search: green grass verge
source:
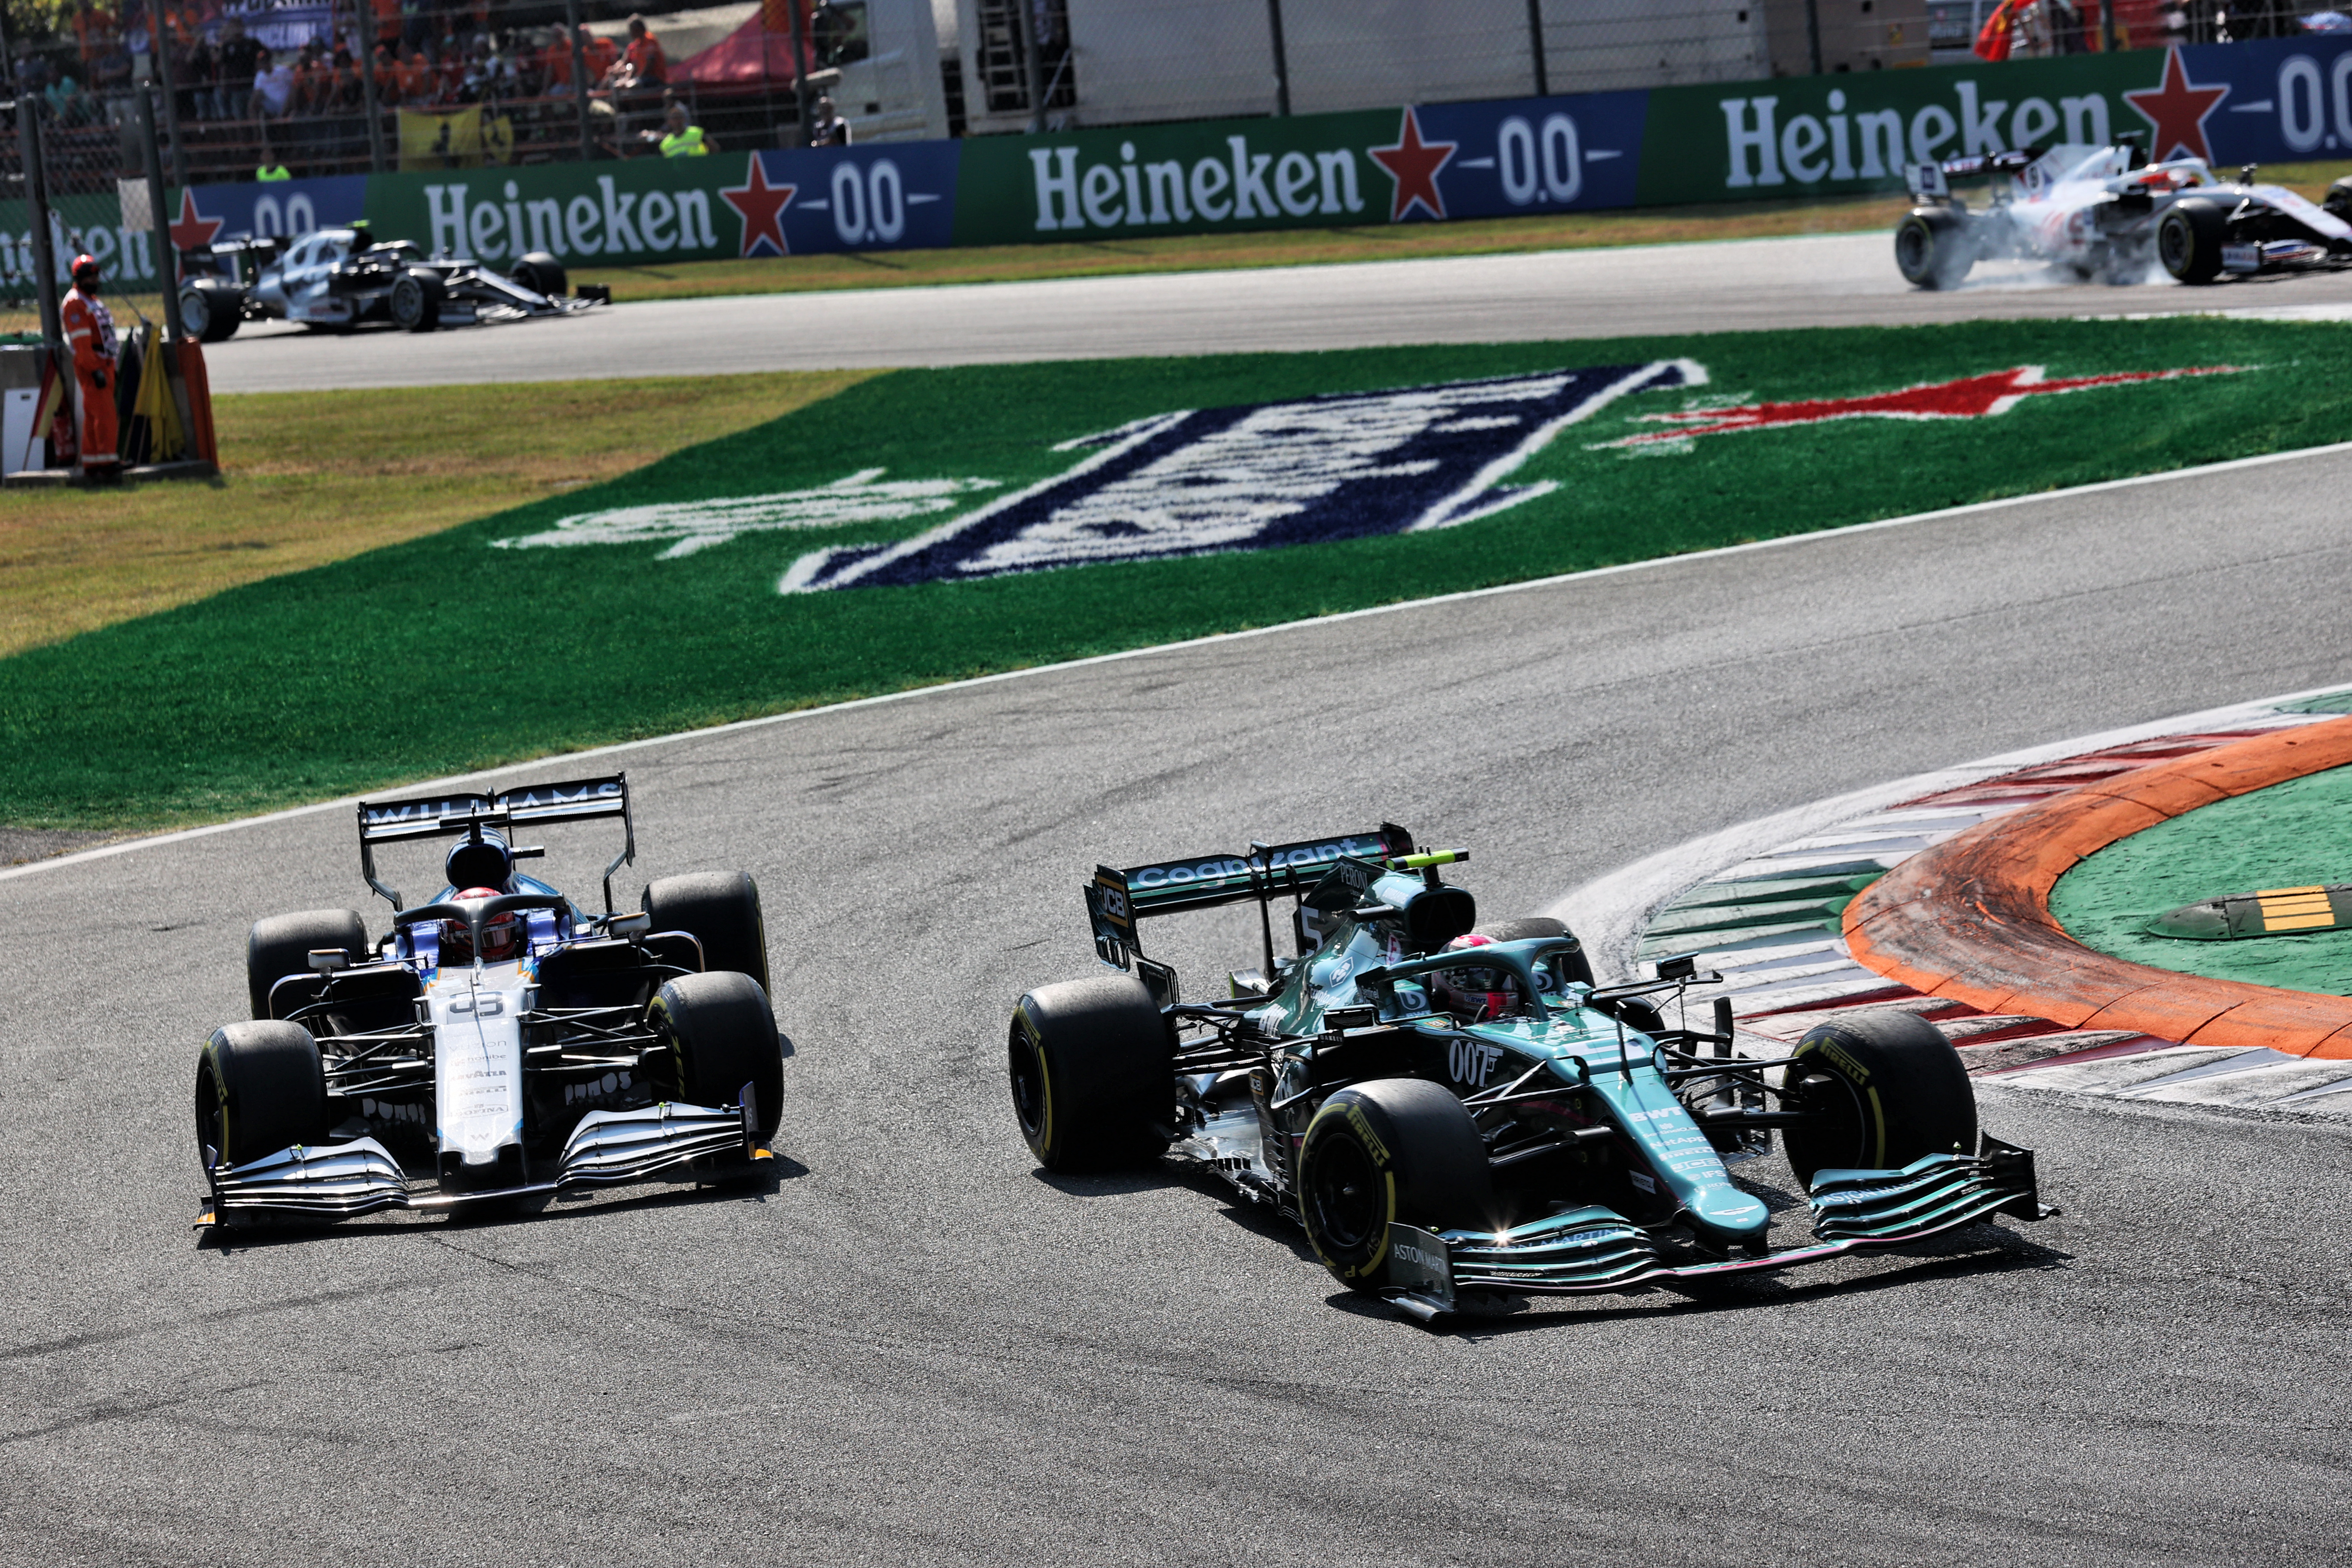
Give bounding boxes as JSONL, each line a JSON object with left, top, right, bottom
{"left": 7, "top": 315, "right": 2350, "bottom": 830}
{"left": 2050, "top": 762, "right": 2352, "bottom": 995}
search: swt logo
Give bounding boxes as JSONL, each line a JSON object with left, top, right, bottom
{"left": 781, "top": 361, "right": 1699, "bottom": 591}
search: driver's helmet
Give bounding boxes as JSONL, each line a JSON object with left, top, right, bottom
{"left": 440, "top": 886, "right": 521, "bottom": 965}
{"left": 1431, "top": 933, "right": 1524, "bottom": 1024}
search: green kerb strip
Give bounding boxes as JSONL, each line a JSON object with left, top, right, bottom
{"left": 6, "top": 316, "right": 2352, "bottom": 832}
{"left": 2049, "top": 763, "right": 2352, "bottom": 996}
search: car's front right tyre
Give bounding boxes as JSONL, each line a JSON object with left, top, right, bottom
{"left": 196, "top": 1020, "right": 329, "bottom": 1170}
{"left": 1298, "top": 1078, "right": 1494, "bottom": 1292}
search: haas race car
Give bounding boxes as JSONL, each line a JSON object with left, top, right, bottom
{"left": 177, "top": 220, "right": 608, "bottom": 341}
{"left": 1009, "top": 826, "right": 2049, "bottom": 1322}
{"left": 195, "top": 773, "right": 781, "bottom": 1231}
{"left": 1895, "top": 137, "right": 2352, "bottom": 289}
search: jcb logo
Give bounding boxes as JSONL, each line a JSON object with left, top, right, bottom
{"left": 1096, "top": 884, "right": 1130, "bottom": 921}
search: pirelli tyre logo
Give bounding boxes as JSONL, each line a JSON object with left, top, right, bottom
{"left": 779, "top": 361, "right": 1700, "bottom": 591}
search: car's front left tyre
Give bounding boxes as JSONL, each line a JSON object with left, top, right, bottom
{"left": 1298, "top": 1078, "right": 1494, "bottom": 1292}
{"left": 648, "top": 970, "right": 784, "bottom": 1139}
{"left": 196, "top": 1020, "right": 329, "bottom": 1169}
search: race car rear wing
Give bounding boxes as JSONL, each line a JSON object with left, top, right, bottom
{"left": 1087, "top": 823, "right": 1445, "bottom": 984}
{"left": 355, "top": 773, "right": 635, "bottom": 913}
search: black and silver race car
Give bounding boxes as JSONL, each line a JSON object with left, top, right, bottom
{"left": 177, "top": 221, "right": 608, "bottom": 341}
{"left": 1896, "top": 138, "right": 2352, "bottom": 288}
{"left": 195, "top": 772, "right": 780, "bottom": 1230}
{"left": 1009, "top": 826, "right": 2047, "bottom": 1321}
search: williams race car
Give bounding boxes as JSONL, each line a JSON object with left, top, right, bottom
{"left": 1895, "top": 138, "right": 2352, "bottom": 288}
{"left": 177, "top": 221, "right": 609, "bottom": 342}
{"left": 195, "top": 773, "right": 781, "bottom": 1230}
{"left": 1009, "top": 826, "right": 2049, "bottom": 1321}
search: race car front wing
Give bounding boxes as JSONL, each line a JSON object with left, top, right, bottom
{"left": 1382, "top": 1135, "right": 2049, "bottom": 1321}
{"left": 198, "top": 1088, "right": 770, "bottom": 1228}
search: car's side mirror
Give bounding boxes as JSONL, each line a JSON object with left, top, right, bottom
{"left": 606, "top": 911, "right": 651, "bottom": 939}
{"left": 307, "top": 947, "right": 347, "bottom": 973}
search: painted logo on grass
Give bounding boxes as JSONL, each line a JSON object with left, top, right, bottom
{"left": 781, "top": 360, "right": 1699, "bottom": 592}
{"left": 490, "top": 470, "right": 1001, "bottom": 558}
{"left": 1599, "top": 364, "right": 2244, "bottom": 450}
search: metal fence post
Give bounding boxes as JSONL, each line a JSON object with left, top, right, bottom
{"left": 1267, "top": 0, "right": 1290, "bottom": 116}
{"left": 358, "top": 36, "right": 387, "bottom": 174}
{"left": 1015, "top": 0, "right": 1044, "bottom": 132}
{"left": 135, "top": 84, "right": 177, "bottom": 337}
{"left": 151, "top": 16, "right": 187, "bottom": 187}
{"left": 788, "top": 0, "right": 814, "bottom": 140}
{"left": 1805, "top": 0, "right": 1823, "bottom": 73}
{"left": 1525, "top": 0, "right": 1547, "bottom": 97}
{"left": 563, "top": 0, "right": 595, "bottom": 161}
{"left": 20, "top": 102, "right": 64, "bottom": 356}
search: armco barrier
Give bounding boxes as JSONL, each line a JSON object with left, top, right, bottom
{"left": 156, "top": 37, "right": 2352, "bottom": 274}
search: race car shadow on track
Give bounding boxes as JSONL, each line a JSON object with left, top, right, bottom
{"left": 1331, "top": 1222, "right": 2076, "bottom": 1336}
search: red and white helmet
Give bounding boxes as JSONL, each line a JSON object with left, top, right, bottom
{"left": 441, "top": 886, "right": 522, "bottom": 964}
{"left": 1432, "top": 933, "right": 1524, "bottom": 1023}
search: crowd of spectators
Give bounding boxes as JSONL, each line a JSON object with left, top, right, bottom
{"left": 8, "top": 0, "right": 703, "bottom": 179}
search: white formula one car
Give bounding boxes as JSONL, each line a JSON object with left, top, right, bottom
{"left": 194, "top": 773, "right": 781, "bottom": 1231}
{"left": 1895, "top": 138, "right": 2352, "bottom": 289}
{"left": 177, "top": 221, "right": 609, "bottom": 341}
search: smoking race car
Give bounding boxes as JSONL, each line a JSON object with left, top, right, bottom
{"left": 1008, "top": 827, "right": 2049, "bottom": 1320}
{"left": 194, "top": 773, "right": 781, "bottom": 1231}
{"left": 176, "top": 221, "right": 608, "bottom": 341}
{"left": 1894, "top": 138, "right": 2352, "bottom": 289}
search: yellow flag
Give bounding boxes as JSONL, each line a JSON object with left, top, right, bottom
{"left": 400, "top": 107, "right": 486, "bottom": 170}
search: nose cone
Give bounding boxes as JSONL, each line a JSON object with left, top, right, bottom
{"left": 1687, "top": 1182, "right": 1770, "bottom": 1240}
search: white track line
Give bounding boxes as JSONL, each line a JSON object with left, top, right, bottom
{"left": 11, "top": 437, "right": 2352, "bottom": 885}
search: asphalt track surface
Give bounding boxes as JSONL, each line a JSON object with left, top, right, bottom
{"left": 202, "top": 229, "right": 2352, "bottom": 392}
{"left": 7, "top": 445, "right": 2352, "bottom": 1564}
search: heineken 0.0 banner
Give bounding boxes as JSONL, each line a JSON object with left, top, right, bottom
{"left": 162, "top": 35, "right": 2352, "bottom": 273}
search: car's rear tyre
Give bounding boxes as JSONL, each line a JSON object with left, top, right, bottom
{"left": 1471, "top": 916, "right": 1596, "bottom": 991}
{"left": 1008, "top": 974, "right": 1172, "bottom": 1171}
{"left": 2324, "top": 176, "right": 2352, "bottom": 223}
{"left": 511, "top": 251, "right": 567, "bottom": 298}
{"left": 643, "top": 871, "right": 771, "bottom": 994}
{"left": 390, "top": 268, "right": 445, "bottom": 331}
{"left": 1298, "top": 1078, "right": 1494, "bottom": 1292}
{"left": 247, "top": 908, "right": 369, "bottom": 1019}
{"left": 179, "top": 279, "right": 245, "bottom": 342}
{"left": 1894, "top": 208, "right": 1973, "bottom": 289}
{"left": 648, "top": 970, "right": 783, "bottom": 1138}
{"left": 2158, "top": 198, "right": 2229, "bottom": 284}
{"left": 1780, "top": 1009, "right": 1975, "bottom": 1187}
{"left": 196, "top": 1020, "right": 329, "bottom": 1168}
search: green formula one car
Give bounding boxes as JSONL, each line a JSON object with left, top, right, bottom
{"left": 1008, "top": 826, "right": 2050, "bottom": 1321}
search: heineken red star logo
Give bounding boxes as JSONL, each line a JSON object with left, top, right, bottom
{"left": 1369, "top": 107, "right": 1457, "bottom": 223}
{"left": 720, "top": 155, "right": 796, "bottom": 258}
{"left": 2124, "top": 47, "right": 2230, "bottom": 164}
{"left": 167, "top": 189, "right": 223, "bottom": 256}
{"left": 1605, "top": 364, "right": 2244, "bottom": 447}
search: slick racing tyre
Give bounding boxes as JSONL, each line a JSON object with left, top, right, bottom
{"left": 648, "top": 970, "right": 784, "bottom": 1139}
{"left": 1472, "top": 916, "right": 1596, "bottom": 991}
{"left": 1299, "top": 1078, "right": 1494, "bottom": 1292}
{"left": 247, "top": 908, "right": 369, "bottom": 1019}
{"left": 1779, "top": 1009, "right": 1975, "bottom": 1187}
{"left": 511, "top": 250, "right": 567, "bottom": 298}
{"left": 178, "top": 279, "right": 244, "bottom": 342}
{"left": 390, "top": 267, "right": 446, "bottom": 331}
{"left": 1894, "top": 208, "right": 1974, "bottom": 290}
{"left": 2157, "top": 198, "right": 2229, "bottom": 285}
{"left": 643, "top": 871, "right": 771, "bottom": 994}
{"left": 2327, "top": 176, "right": 2352, "bottom": 224}
{"left": 1008, "top": 974, "right": 1173, "bottom": 1172}
{"left": 196, "top": 1020, "right": 329, "bottom": 1168}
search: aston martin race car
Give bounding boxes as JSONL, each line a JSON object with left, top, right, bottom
{"left": 1895, "top": 138, "right": 2352, "bottom": 288}
{"left": 1009, "top": 826, "right": 2049, "bottom": 1321}
{"left": 194, "top": 773, "right": 781, "bottom": 1230}
{"left": 176, "top": 222, "right": 609, "bottom": 342}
